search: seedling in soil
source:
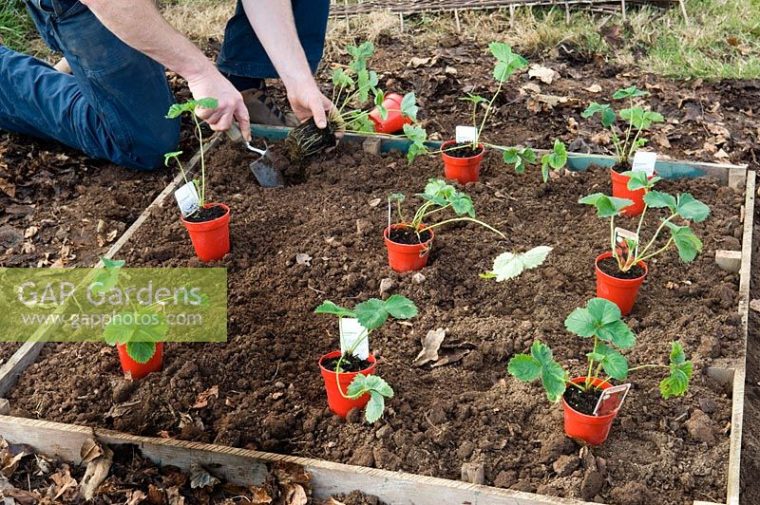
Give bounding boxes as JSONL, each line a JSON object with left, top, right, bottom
{"left": 481, "top": 246, "right": 552, "bottom": 282}
{"left": 579, "top": 172, "right": 710, "bottom": 274}
{"left": 500, "top": 139, "right": 569, "bottom": 183}
{"left": 315, "top": 295, "right": 418, "bottom": 423}
{"left": 387, "top": 178, "right": 506, "bottom": 244}
{"left": 285, "top": 41, "right": 423, "bottom": 162}
{"left": 508, "top": 297, "right": 692, "bottom": 407}
{"left": 426, "top": 43, "right": 568, "bottom": 180}
{"left": 165, "top": 97, "right": 218, "bottom": 217}
{"left": 581, "top": 86, "right": 664, "bottom": 168}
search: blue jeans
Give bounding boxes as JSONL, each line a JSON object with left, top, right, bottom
{"left": 0, "top": 0, "right": 330, "bottom": 170}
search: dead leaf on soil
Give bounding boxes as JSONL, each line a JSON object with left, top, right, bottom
{"left": 126, "top": 489, "right": 148, "bottom": 505}
{"left": 190, "top": 463, "right": 220, "bottom": 489}
{"left": 518, "top": 82, "right": 541, "bottom": 96}
{"left": 408, "top": 56, "right": 434, "bottom": 68}
{"left": 49, "top": 465, "right": 77, "bottom": 501}
{"left": 147, "top": 483, "right": 166, "bottom": 505}
{"left": 652, "top": 132, "right": 671, "bottom": 149}
{"left": 80, "top": 438, "right": 104, "bottom": 464}
{"left": 166, "top": 486, "right": 185, "bottom": 505}
{"left": 585, "top": 84, "right": 602, "bottom": 93}
{"left": 23, "top": 226, "right": 38, "bottom": 239}
{"left": 431, "top": 350, "right": 469, "bottom": 368}
{"left": 0, "top": 177, "right": 16, "bottom": 198}
{"left": 750, "top": 299, "right": 760, "bottom": 313}
{"left": 248, "top": 486, "right": 273, "bottom": 504}
{"left": 296, "top": 253, "right": 312, "bottom": 267}
{"left": 714, "top": 149, "right": 730, "bottom": 160}
{"left": 526, "top": 94, "right": 569, "bottom": 113}
{"left": 79, "top": 445, "right": 112, "bottom": 500}
{"left": 191, "top": 385, "right": 219, "bottom": 409}
{"left": 273, "top": 462, "right": 310, "bottom": 486}
{"left": 368, "top": 198, "right": 382, "bottom": 207}
{"left": 528, "top": 64, "right": 559, "bottom": 84}
{"left": 590, "top": 131, "right": 612, "bottom": 146}
{"left": 413, "top": 328, "right": 446, "bottom": 367}
{"left": 322, "top": 499, "right": 346, "bottom": 505}
{"left": 283, "top": 484, "right": 307, "bottom": 505}
{"left": 1, "top": 443, "right": 31, "bottom": 477}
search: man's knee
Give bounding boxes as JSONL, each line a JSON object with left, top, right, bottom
{"left": 120, "top": 122, "right": 181, "bottom": 171}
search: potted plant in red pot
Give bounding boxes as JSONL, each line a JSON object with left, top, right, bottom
{"left": 315, "top": 295, "right": 418, "bottom": 423}
{"left": 509, "top": 297, "right": 693, "bottom": 445}
{"left": 579, "top": 173, "right": 710, "bottom": 315}
{"left": 165, "top": 98, "right": 230, "bottom": 262}
{"left": 439, "top": 42, "right": 528, "bottom": 184}
{"left": 96, "top": 259, "right": 167, "bottom": 380}
{"left": 384, "top": 179, "right": 506, "bottom": 272}
{"left": 581, "top": 86, "right": 664, "bottom": 216}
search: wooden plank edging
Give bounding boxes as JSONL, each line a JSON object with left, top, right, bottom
{"left": 0, "top": 135, "right": 223, "bottom": 397}
{"left": 0, "top": 415, "right": 599, "bottom": 505}
{"left": 726, "top": 170, "right": 755, "bottom": 505}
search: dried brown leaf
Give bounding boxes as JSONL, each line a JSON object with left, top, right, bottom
{"left": 80, "top": 439, "right": 104, "bottom": 464}
{"left": 413, "top": 328, "right": 446, "bottom": 367}
{"left": 284, "top": 484, "right": 308, "bottom": 505}
{"left": 191, "top": 385, "right": 219, "bottom": 409}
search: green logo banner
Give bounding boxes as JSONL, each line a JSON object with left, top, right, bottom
{"left": 0, "top": 266, "right": 227, "bottom": 343}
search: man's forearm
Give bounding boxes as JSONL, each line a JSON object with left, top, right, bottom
{"left": 79, "top": 0, "right": 214, "bottom": 81}
{"left": 240, "top": 0, "right": 315, "bottom": 88}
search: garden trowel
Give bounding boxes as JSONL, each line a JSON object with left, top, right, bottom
{"left": 226, "top": 124, "right": 284, "bottom": 188}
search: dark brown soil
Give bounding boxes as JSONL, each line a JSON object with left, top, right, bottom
{"left": 389, "top": 226, "right": 432, "bottom": 245}
{"left": 445, "top": 142, "right": 483, "bottom": 158}
{"left": 185, "top": 204, "right": 227, "bottom": 223}
{"left": 8, "top": 136, "right": 743, "bottom": 504}
{"left": 564, "top": 384, "right": 604, "bottom": 416}
{"left": 598, "top": 256, "right": 647, "bottom": 279}
{"left": 322, "top": 354, "right": 374, "bottom": 373}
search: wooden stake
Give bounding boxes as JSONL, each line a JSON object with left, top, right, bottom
{"left": 454, "top": 9, "right": 461, "bottom": 33}
{"left": 621, "top": 0, "right": 626, "bottom": 21}
{"left": 509, "top": 4, "right": 515, "bottom": 28}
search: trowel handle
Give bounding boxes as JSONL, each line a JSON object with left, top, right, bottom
{"left": 226, "top": 123, "right": 245, "bottom": 143}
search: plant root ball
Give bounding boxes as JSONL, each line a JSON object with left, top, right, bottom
{"left": 284, "top": 109, "right": 344, "bottom": 163}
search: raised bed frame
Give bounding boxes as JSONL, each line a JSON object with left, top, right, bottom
{"left": 0, "top": 127, "right": 753, "bottom": 505}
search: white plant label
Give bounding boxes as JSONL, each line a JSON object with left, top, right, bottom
{"left": 455, "top": 125, "right": 478, "bottom": 144}
{"left": 631, "top": 151, "right": 657, "bottom": 177}
{"left": 339, "top": 318, "right": 369, "bottom": 360}
{"left": 614, "top": 227, "right": 639, "bottom": 246}
{"left": 593, "top": 383, "right": 631, "bottom": 416}
{"left": 174, "top": 181, "right": 200, "bottom": 217}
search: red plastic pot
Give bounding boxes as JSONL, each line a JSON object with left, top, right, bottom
{"left": 319, "top": 350, "right": 377, "bottom": 418}
{"left": 441, "top": 140, "right": 485, "bottom": 184}
{"left": 610, "top": 169, "right": 652, "bottom": 217}
{"left": 369, "top": 93, "right": 412, "bottom": 134}
{"left": 383, "top": 224, "right": 434, "bottom": 273}
{"left": 117, "top": 343, "right": 164, "bottom": 380}
{"left": 180, "top": 203, "right": 231, "bottom": 262}
{"left": 562, "top": 376, "right": 618, "bottom": 446}
{"left": 595, "top": 252, "right": 648, "bottom": 316}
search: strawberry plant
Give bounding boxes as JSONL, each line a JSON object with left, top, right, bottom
{"left": 387, "top": 178, "right": 506, "bottom": 243}
{"left": 164, "top": 98, "right": 218, "bottom": 212}
{"left": 412, "top": 43, "right": 568, "bottom": 181}
{"left": 579, "top": 172, "right": 710, "bottom": 274}
{"left": 285, "top": 41, "right": 423, "bottom": 162}
{"left": 581, "top": 86, "right": 664, "bottom": 168}
{"left": 95, "top": 259, "right": 167, "bottom": 365}
{"left": 315, "top": 295, "right": 418, "bottom": 423}
{"left": 508, "top": 298, "right": 692, "bottom": 406}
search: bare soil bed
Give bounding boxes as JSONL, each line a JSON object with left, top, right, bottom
{"left": 8, "top": 136, "right": 745, "bottom": 504}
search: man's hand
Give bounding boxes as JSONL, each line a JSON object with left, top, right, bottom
{"left": 187, "top": 68, "right": 251, "bottom": 140}
{"left": 286, "top": 77, "right": 334, "bottom": 128}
